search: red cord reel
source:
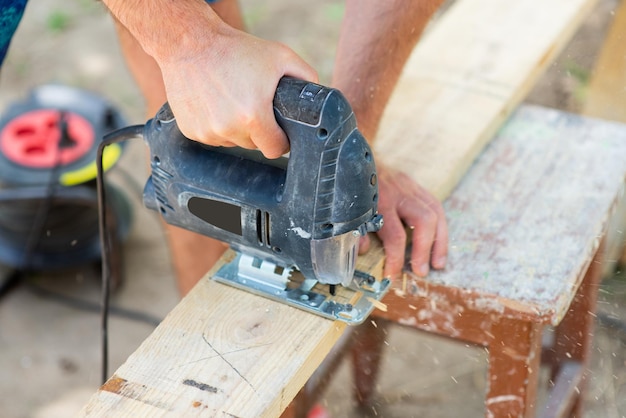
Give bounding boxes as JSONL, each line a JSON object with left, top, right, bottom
{"left": 0, "top": 109, "right": 94, "bottom": 169}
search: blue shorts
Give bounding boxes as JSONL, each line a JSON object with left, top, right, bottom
{"left": 0, "top": 0, "right": 28, "bottom": 64}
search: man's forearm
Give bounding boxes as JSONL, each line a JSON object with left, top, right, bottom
{"left": 102, "top": 0, "right": 224, "bottom": 62}
{"left": 333, "top": 0, "right": 443, "bottom": 140}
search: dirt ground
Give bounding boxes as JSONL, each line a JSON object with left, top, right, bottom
{"left": 0, "top": 0, "right": 625, "bottom": 417}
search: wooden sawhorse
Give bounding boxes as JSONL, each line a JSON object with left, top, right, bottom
{"left": 290, "top": 105, "right": 626, "bottom": 417}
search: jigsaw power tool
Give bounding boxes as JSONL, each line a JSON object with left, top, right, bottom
{"left": 142, "top": 77, "right": 389, "bottom": 323}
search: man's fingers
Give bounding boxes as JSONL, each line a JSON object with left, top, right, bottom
{"left": 250, "top": 114, "right": 290, "bottom": 159}
{"left": 430, "top": 209, "right": 448, "bottom": 269}
{"left": 418, "top": 192, "right": 448, "bottom": 270}
{"left": 282, "top": 49, "right": 319, "bottom": 84}
{"left": 248, "top": 52, "right": 318, "bottom": 159}
{"left": 371, "top": 164, "right": 449, "bottom": 281}
{"left": 399, "top": 202, "right": 437, "bottom": 277}
{"left": 216, "top": 138, "right": 254, "bottom": 149}
{"left": 377, "top": 211, "right": 407, "bottom": 281}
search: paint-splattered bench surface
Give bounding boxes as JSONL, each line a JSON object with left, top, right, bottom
{"left": 401, "top": 104, "right": 626, "bottom": 326}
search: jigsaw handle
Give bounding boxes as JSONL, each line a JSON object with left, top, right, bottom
{"left": 274, "top": 77, "right": 333, "bottom": 129}
{"left": 273, "top": 77, "right": 377, "bottom": 239}
{"left": 273, "top": 77, "right": 349, "bottom": 152}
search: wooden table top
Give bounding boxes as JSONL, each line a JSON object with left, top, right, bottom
{"left": 422, "top": 105, "right": 626, "bottom": 324}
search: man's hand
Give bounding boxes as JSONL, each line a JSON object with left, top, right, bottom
{"left": 158, "top": 27, "right": 318, "bottom": 159}
{"left": 360, "top": 163, "right": 448, "bottom": 281}
{"left": 104, "top": 0, "right": 318, "bottom": 159}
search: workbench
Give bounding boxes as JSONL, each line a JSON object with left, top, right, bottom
{"left": 78, "top": 0, "right": 622, "bottom": 416}
{"left": 341, "top": 104, "right": 626, "bottom": 417}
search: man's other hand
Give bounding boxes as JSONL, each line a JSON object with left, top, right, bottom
{"left": 359, "top": 163, "right": 448, "bottom": 281}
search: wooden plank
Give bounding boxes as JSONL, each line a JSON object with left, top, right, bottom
{"left": 376, "top": 0, "right": 597, "bottom": 200}
{"left": 79, "top": 0, "right": 596, "bottom": 416}
{"left": 83, "top": 254, "right": 348, "bottom": 417}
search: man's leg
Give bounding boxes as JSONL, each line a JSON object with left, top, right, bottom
{"left": 112, "top": 0, "right": 245, "bottom": 295}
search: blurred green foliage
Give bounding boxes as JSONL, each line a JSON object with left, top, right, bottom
{"left": 46, "top": 10, "right": 71, "bottom": 34}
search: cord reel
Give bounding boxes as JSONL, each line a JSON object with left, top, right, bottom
{"left": 0, "top": 85, "right": 132, "bottom": 283}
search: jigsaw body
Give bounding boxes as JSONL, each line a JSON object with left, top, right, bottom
{"left": 142, "top": 78, "right": 388, "bottom": 323}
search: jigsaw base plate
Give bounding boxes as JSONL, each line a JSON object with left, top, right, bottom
{"left": 213, "top": 252, "right": 390, "bottom": 324}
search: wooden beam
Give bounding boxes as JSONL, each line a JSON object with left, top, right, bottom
{"left": 376, "top": 0, "right": 597, "bottom": 200}
{"left": 84, "top": 254, "right": 349, "bottom": 417}
{"left": 79, "top": 0, "right": 596, "bottom": 416}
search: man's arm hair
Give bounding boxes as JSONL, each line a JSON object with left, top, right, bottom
{"left": 102, "top": 0, "right": 224, "bottom": 62}
{"left": 333, "top": 0, "right": 444, "bottom": 140}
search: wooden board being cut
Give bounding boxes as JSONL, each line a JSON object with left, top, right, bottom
{"left": 79, "top": 0, "right": 597, "bottom": 416}
{"left": 376, "top": 0, "right": 596, "bottom": 200}
{"left": 84, "top": 255, "right": 347, "bottom": 417}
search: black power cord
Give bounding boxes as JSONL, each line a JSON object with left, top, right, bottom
{"left": 20, "top": 112, "right": 71, "bottom": 269}
{"left": 96, "top": 123, "right": 144, "bottom": 384}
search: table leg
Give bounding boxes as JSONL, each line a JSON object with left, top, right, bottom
{"left": 486, "top": 317, "right": 543, "bottom": 418}
{"left": 350, "top": 318, "right": 390, "bottom": 406}
{"left": 548, "top": 245, "right": 603, "bottom": 417}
